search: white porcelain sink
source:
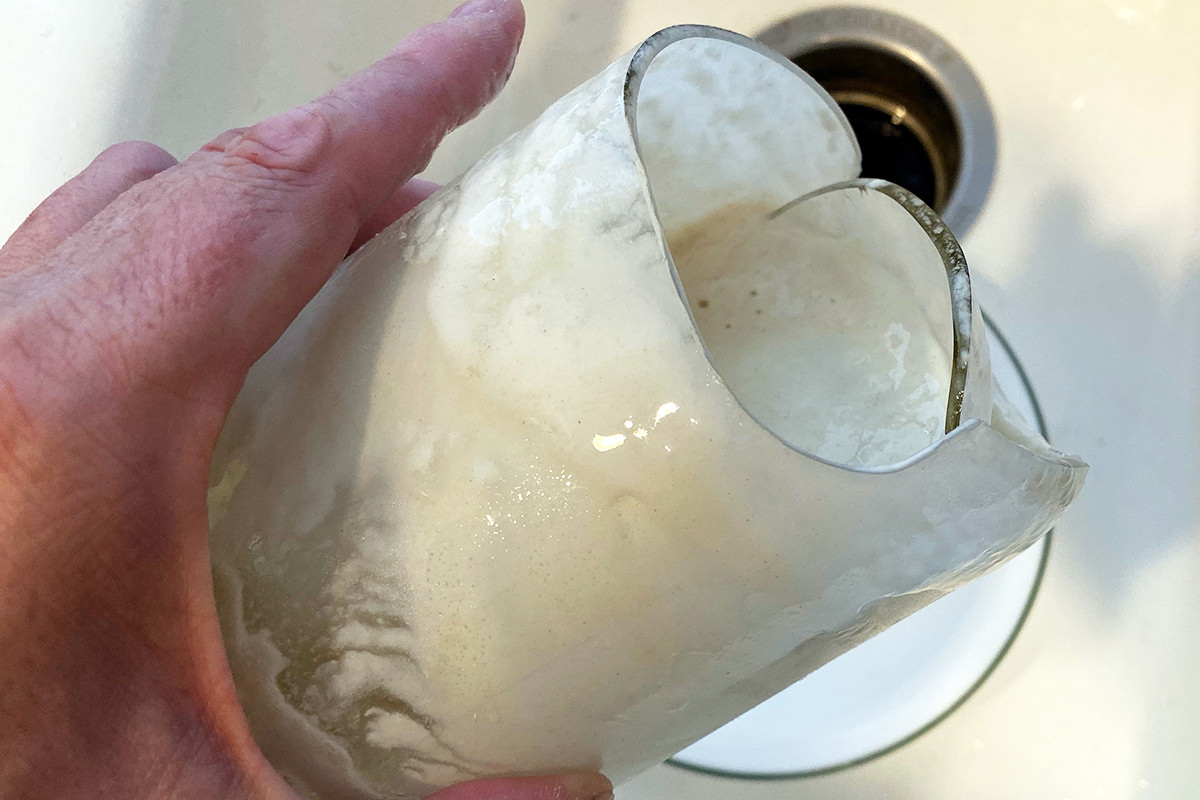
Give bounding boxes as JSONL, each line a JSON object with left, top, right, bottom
{"left": 5, "top": 1, "right": 1200, "bottom": 796}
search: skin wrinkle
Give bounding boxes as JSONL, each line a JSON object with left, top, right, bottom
{"left": 0, "top": 384, "right": 35, "bottom": 483}
{"left": 25, "top": 179, "right": 260, "bottom": 397}
{"left": 217, "top": 109, "right": 367, "bottom": 229}
{"left": 7, "top": 290, "right": 131, "bottom": 414}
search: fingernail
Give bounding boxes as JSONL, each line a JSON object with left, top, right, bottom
{"left": 449, "top": 0, "right": 508, "bottom": 18}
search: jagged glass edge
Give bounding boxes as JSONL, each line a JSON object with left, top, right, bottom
{"left": 665, "top": 312, "right": 1054, "bottom": 781}
{"left": 621, "top": 26, "right": 975, "bottom": 459}
{"left": 771, "top": 178, "right": 975, "bottom": 435}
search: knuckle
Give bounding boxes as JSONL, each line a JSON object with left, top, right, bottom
{"left": 197, "top": 127, "right": 249, "bottom": 156}
{"left": 225, "top": 105, "right": 336, "bottom": 178}
{"left": 211, "top": 106, "right": 365, "bottom": 214}
{"left": 95, "top": 140, "right": 177, "bottom": 181}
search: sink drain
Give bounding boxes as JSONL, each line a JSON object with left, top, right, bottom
{"left": 758, "top": 7, "right": 996, "bottom": 235}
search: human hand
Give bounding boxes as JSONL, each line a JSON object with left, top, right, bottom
{"left": 0, "top": 1, "right": 612, "bottom": 799}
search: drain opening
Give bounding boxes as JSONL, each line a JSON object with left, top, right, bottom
{"left": 792, "top": 45, "right": 959, "bottom": 212}
{"left": 758, "top": 7, "right": 996, "bottom": 235}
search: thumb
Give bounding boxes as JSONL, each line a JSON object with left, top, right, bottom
{"left": 426, "top": 773, "right": 614, "bottom": 800}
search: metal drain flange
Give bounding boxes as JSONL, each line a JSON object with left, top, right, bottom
{"left": 758, "top": 7, "right": 997, "bottom": 235}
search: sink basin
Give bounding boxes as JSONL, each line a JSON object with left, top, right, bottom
{"left": 4, "top": 1, "right": 1199, "bottom": 797}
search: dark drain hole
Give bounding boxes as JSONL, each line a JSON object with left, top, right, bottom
{"left": 792, "top": 45, "right": 961, "bottom": 212}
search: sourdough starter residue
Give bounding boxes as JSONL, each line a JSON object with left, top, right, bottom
{"left": 667, "top": 202, "right": 951, "bottom": 468}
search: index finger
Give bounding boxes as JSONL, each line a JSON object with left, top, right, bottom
{"left": 7, "top": 0, "right": 524, "bottom": 409}
{"left": 198, "top": 0, "right": 523, "bottom": 227}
